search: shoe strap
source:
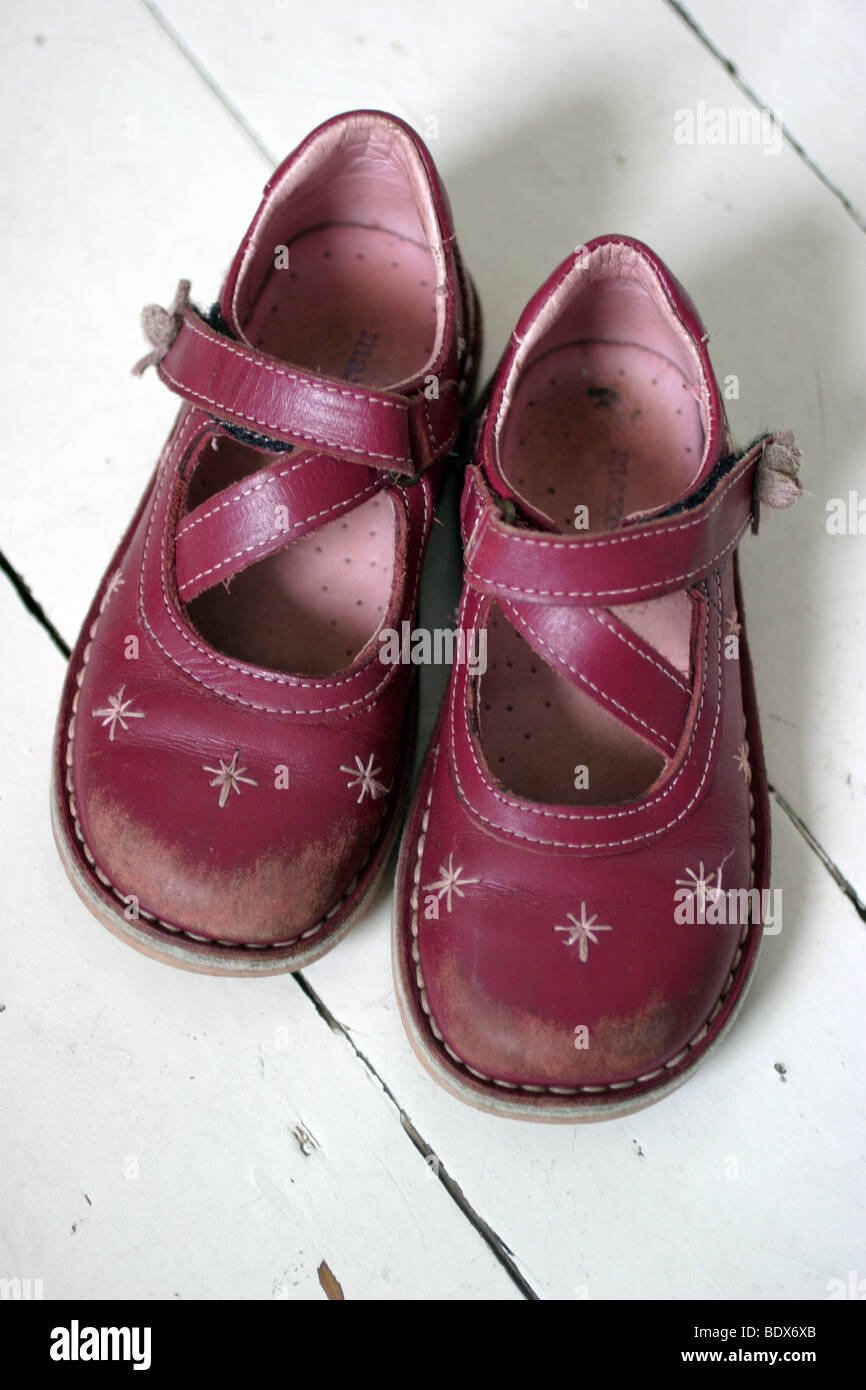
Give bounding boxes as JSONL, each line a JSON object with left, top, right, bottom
{"left": 175, "top": 449, "right": 390, "bottom": 602}
{"left": 461, "top": 435, "right": 797, "bottom": 609}
{"left": 135, "top": 286, "right": 461, "bottom": 477}
{"left": 461, "top": 432, "right": 800, "bottom": 759}
{"left": 497, "top": 596, "right": 691, "bottom": 759}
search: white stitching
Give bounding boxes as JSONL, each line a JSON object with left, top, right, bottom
{"left": 183, "top": 313, "right": 408, "bottom": 409}
{"left": 159, "top": 358, "right": 413, "bottom": 465}
{"left": 407, "top": 770, "right": 755, "bottom": 1097}
{"left": 465, "top": 517, "right": 750, "bottom": 600}
{"left": 588, "top": 608, "right": 689, "bottom": 692}
{"left": 172, "top": 316, "right": 460, "bottom": 467}
{"left": 501, "top": 600, "right": 678, "bottom": 755}
{"left": 63, "top": 545, "right": 393, "bottom": 952}
{"left": 179, "top": 482, "right": 379, "bottom": 593}
{"left": 151, "top": 476, "right": 429, "bottom": 714}
{"left": 463, "top": 448, "right": 757, "bottom": 593}
{"left": 407, "top": 578, "right": 758, "bottom": 1096}
{"left": 421, "top": 393, "right": 436, "bottom": 453}
{"left": 177, "top": 459, "right": 308, "bottom": 534}
{"left": 121, "top": 274, "right": 473, "bottom": 717}
{"left": 448, "top": 577, "right": 722, "bottom": 846}
{"left": 136, "top": 411, "right": 415, "bottom": 711}
{"left": 478, "top": 462, "right": 751, "bottom": 548}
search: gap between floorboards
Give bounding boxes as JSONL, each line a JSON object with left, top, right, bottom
{"left": 663, "top": 0, "right": 866, "bottom": 232}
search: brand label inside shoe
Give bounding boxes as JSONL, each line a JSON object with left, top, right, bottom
{"left": 341, "top": 328, "right": 380, "bottom": 383}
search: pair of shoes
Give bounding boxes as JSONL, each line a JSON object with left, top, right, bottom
{"left": 52, "top": 111, "right": 801, "bottom": 1118}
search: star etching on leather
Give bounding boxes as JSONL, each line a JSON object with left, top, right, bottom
{"left": 423, "top": 852, "right": 479, "bottom": 914}
{"left": 103, "top": 569, "right": 125, "bottom": 603}
{"left": 97, "top": 569, "right": 125, "bottom": 614}
{"left": 340, "top": 754, "right": 388, "bottom": 804}
{"left": 91, "top": 684, "right": 145, "bottom": 742}
{"left": 554, "top": 903, "right": 613, "bottom": 963}
{"left": 734, "top": 740, "right": 751, "bottom": 783}
{"left": 675, "top": 861, "right": 725, "bottom": 914}
{"left": 202, "top": 751, "right": 258, "bottom": 808}
{"left": 725, "top": 613, "right": 742, "bottom": 638}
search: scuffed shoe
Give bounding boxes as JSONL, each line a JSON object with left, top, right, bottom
{"left": 52, "top": 109, "right": 480, "bottom": 973}
{"left": 393, "top": 235, "right": 799, "bottom": 1117}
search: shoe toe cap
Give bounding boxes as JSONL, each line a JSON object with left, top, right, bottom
{"left": 409, "top": 838, "right": 749, "bottom": 1092}
{"left": 69, "top": 712, "right": 394, "bottom": 946}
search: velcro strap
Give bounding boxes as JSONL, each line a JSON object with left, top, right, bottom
{"left": 175, "top": 451, "right": 385, "bottom": 601}
{"left": 158, "top": 308, "right": 460, "bottom": 475}
{"left": 462, "top": 439, "right": 765, "bottom": 607}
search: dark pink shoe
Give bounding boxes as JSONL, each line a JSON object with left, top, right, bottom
{"left": 393, "top": 236, "right": 800, "bottom": 1118}
{"left": 52, "top": 110, "right": 480, "bottom": 974}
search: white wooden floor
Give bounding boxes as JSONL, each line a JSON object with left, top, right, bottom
{"left": 2, "top": 0, "right": 864, "bottom": 1301}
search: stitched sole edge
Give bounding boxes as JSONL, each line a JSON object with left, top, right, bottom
{"left": 393, "top": 933, "right": 764, "bottom": 1123}
{"left": 50, "top": 265, "right": 484, "bottom": 976}
{"left": 51, "top": 676, "right": 417, "bottom": 978}
{"left": 391, "top": 594, "right": 770, "bottom": 1122}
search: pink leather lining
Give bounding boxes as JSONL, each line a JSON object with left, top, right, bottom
{"left": 223, "top": 112, "right": 453, "bottom": 375}
{"left": 493, "top": 240, "right": 716, "bottom": 494}
{"left": 178, "top": 220, "right": 448, "bottom": 675}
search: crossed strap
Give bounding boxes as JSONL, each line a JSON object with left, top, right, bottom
{"left": 134, "top": 281, "right": 463, "bottom": 600}
{"left": 461, "top": 434, "right": 800, "bottom": 758}
{"left": 174, "top": 451, "right": 392, "bottom": 601}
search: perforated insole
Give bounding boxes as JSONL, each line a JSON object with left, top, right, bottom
{"left": 479, "top": 341, "right": 703, "bottom": 806}
{"left": 186, "top": 224, "right": 438, "bottom": 675}
{"left": 248, "top": 223, "right": 437, "bottom": 382}
{"left": 500, "top": 342, "right": 702, "bottom": 529}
